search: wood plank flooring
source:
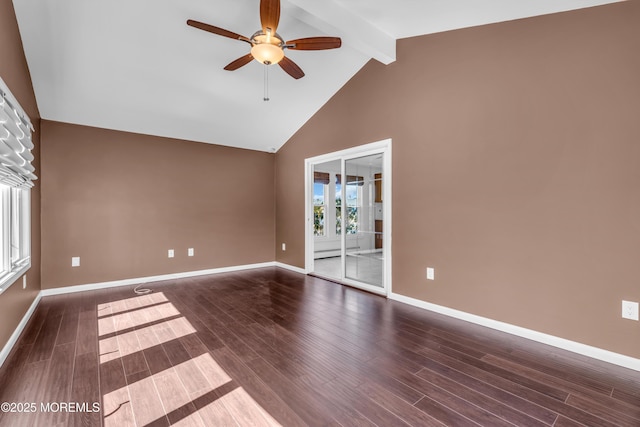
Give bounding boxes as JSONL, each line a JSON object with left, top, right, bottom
{"left": 0, "top": 267, "right": 638, "bottom": 426}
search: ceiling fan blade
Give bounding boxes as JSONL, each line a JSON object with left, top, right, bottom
{"left": 279, "top": 56, "right": 305, "bottom": 79}
{"left": 260, "top": 0, "right": 281, "bottom": 34}
{"left": 286, "top": 37, "right": 342, "bottom": 50}
{"left": 224, "top": 54, "right": 255, "bottom": 71}
{"left": 187, "top": 19, "right": 250, "bottom": 44}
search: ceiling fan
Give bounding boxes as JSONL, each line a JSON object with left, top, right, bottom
{"left": 187, "top": 0, "right": 342, "bottom": 79}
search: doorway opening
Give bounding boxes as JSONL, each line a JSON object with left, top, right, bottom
{"left": 305, "top": 139, "right": 392, "bottom": 296}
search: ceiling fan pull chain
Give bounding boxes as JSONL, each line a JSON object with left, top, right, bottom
{"left": 264, "top": 64, "right": 270, "bottom": 101}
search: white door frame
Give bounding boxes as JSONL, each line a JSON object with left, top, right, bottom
{"left": 304, "top": 139, "right": 392, "bottom": 296}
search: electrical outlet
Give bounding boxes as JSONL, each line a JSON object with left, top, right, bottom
{"left": 71, "top": 257, "right": 80, "bottom": 267}
{"left": 168, "top": 249, "right": 174, "bottom": 258}
{"left": 23, "top": 275, "right": 27, "bottom": 289}
{"left": 622, "top": 300, "right": 639, "bottom": 321}
{"left": 426, "top": 267, "right": 435, "bottom": 281}
{"left": 188, "top": 248, "right": 194, "bottom": 257}
{"left": 282, "top": 243, "right": 286, "bottom": 251}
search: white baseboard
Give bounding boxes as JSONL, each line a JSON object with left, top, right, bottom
{"left": 274, "top": 262, "right": 307, "bottom": 275}
{"left": 0, "top": 292, "right": 42, "bottom": 368}
{"left": 40, "top": 262, "right": 277, "bottom": 296}
{"left": 389, "top": 292, "right": 640, "bottom": 372}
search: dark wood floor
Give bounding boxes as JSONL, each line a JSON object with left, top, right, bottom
{"left": 0, "top": 268, "right": 639, "bottom": 426}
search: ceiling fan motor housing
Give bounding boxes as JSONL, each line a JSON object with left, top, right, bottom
{"left": 250, "top": 30, "right": 285, "bottom": 65}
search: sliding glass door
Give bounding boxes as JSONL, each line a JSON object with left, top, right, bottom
{"left": 305, "top": 140, "right": 391, "bottom": 296}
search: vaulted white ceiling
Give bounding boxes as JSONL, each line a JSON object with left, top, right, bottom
{"left": 13, "top": 0, "right": 620, "bottom": 152}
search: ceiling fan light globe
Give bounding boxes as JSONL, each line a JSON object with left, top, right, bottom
{"left": 251, "top": 43, "right": 284, "bottom": 65}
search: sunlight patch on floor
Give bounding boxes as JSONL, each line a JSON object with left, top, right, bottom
{"left": 99, "top": 316, "right": 197, "bottom": 364}
{"left": 100, "top": 292, "right": 281, "bottom": 426}
{"left": 98, "top": 302, "right": 181, "bottom": 337}
{"left": 98, "top": 292, "right": 168, "bottom": 316}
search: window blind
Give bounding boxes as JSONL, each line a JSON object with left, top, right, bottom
{"left": 314, "top": 171, "right": 330, "bottom": 185}
{"left": 335, "top": 175, "right": 364, "bottom": 186}
{"left": 0, "top": 77, "right": 37, "bottom": 189}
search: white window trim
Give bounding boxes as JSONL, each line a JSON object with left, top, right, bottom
{"left": 0, "top": 260, "right": 31, "bottom": 295}
{"left": 0, "top": 76, "right": 35, "bottom": 294}
{"left": 0, "top": 186, "right": 32, "bottom": 294}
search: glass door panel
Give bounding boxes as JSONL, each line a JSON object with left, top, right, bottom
{"left": 311, "top": 160, "right": 342, "bottom": 281}
{"left": 344, "top": 154, "right": 383, "bottom": 287}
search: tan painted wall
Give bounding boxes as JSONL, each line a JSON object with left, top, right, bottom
{"left": 275, "top": 1, "right": 640, "bottom": 358}
{"left": 0, "top": 0, "right": 42, "bottom": 351}
{"left": 41, "top": 121, "right": 275, "bottom": 288}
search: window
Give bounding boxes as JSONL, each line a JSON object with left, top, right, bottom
{"left": 0, "top": 77, "right": 36, "bottom": 293}
{"left": 336, "top": 175, "right": 362, "bottom": 235}
{"left": 11, "top": 187, "right": 30, "bottom": 267}
{"left": 1, "top": 185, "right": 30, "bottom": 273}
{"left": 335, "top": 180, "right": 342, "bottom": 235}
{"left": 313, "top": 172, "right": 329, "bottom": 237}
{"left": 313, "top": 182, "right": 326, "bottom": 236}
{"left": 345, "top": 179, "right": 361, "bottom": 235}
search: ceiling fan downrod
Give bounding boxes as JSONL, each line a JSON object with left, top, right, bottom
{"left": 264, "top": 63, "right": 270, "bottom": 101}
